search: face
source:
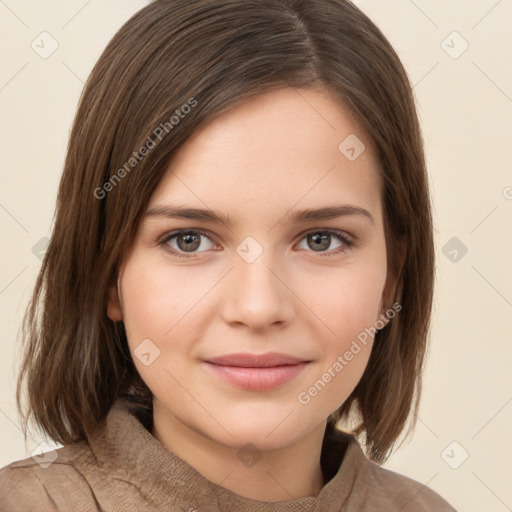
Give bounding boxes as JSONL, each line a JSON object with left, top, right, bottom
{"left": 108, "top": 86, "right": 396, "bottom": 452}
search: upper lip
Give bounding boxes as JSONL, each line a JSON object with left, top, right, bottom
{"left": 204, "top": 352, "right": 310, "bottom": 368}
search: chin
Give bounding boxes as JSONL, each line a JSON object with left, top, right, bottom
{"left": 228, "top": 434, "right": 293, "bottom": 453}
{"left": 216, "top": 420, "right": 305, "bottom": 451}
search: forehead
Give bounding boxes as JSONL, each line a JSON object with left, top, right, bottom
{"left": 148, "top": 87, "right": 383, "bottom": 226}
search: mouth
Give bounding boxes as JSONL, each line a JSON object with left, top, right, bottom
{"left": 202, "top": 352, "right": 311, "bottom": 391}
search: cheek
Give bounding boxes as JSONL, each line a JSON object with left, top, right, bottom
{"left": 295, "top": 261, "right": 386, "bottom": 407}
{"left": 300, "top": 260, "right": 386, "bottom": 346}
{"left": 118, "top": 258, "right": 204, "bottom": 400}
{"left": 119, "top": 267, "right": 168, "bottom": 343}
{"left": 119, "top": 256, "right": 207, "bottom": 344}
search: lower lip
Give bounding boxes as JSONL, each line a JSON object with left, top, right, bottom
{"left": 203, "top": 362, "right": 309, "bottom": 391}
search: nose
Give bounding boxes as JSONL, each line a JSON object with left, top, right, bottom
{"left": 219, "top": 248, "right": 295, "bottom": 332}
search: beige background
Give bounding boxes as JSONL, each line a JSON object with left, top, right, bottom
{"left": 1, "top": 1, "right": 511, "bottom": 510}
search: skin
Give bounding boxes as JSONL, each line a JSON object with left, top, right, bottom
{"left": 107, "top": 86, "right": 400, "bottom": 501}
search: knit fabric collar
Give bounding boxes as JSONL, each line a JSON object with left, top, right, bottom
{"left": 87, "top": 399, "right": 370, "bottom": 511}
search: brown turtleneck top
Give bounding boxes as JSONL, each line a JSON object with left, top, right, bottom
{"left": 0, "top": 399, "right": 456, "bottom": 511}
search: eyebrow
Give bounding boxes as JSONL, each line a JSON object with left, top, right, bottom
{"left": 145, "top": 204, "right": 374, "bottom": 227}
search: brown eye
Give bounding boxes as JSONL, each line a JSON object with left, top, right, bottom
{"left": 175, "top": 232, "right": 202, "bottom": 252}
{"left": 159, "top": 230, "right": 215, "bottom": 258}
{"left": 158, "top": 228, "right": 354, "bottom": 260}
{"left": 297, "top": 230, "right": 353, "bottom": 256}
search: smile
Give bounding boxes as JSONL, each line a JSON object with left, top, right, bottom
{"left": 202, "top": 361, "right": 310, "bottom": 391}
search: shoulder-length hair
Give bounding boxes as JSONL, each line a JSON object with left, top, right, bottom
{"left": 16, "top": 0, "right": 434, "bottom": 464}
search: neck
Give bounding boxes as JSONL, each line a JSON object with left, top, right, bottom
{"left": 151, "top": 403, "right": 327, "bottom": 501}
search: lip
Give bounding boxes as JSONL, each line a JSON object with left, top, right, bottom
{"left": 205, "top": 352, "right": 309, "bottom": 367}
{"left": 203, "top": 352, "right": 311, "bottom": 391}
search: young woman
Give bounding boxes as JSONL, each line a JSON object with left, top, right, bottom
{"left": 0, "top": 0, "right": 456, "bottom": 510}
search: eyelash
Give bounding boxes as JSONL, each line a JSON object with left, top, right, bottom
{"left": 157, "top": 228, "right": 355, "bottom": 260}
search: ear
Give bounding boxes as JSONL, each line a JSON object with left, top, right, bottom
{"left": 379, "top": 237, "right": 407, "bottom": 319}
{"left": 107, "top": 279, "right": 123, "bottom": 322}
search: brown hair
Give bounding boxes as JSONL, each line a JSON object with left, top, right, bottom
{"left": 16, "top": 0, "right": 434, "bottom": 464}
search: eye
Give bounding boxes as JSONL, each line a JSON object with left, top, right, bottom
{"left": 296, "top": 230, "right": 354, "bottom": 257}
{"left": 158, "top": 228, "right": 354, "bottom": 259}
{"left": 158, "top": 229, "right": 216, "bottom": 259}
